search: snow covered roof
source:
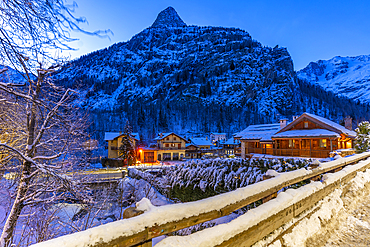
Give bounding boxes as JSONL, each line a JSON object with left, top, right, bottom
{"left": 304, "top": 113, "right": 356, "bottom": 137}
{"left": 132, "top": 133, "right": 140, "bottom": 141}
{"left": 272, "top": 129, "right": 340, "bottom": 138}
{"left": 154, "top": 132, "right": 187, "bottom": 141}
{"left": 220, "top": 137, "right": 239, "bottom": 145}
{"left": 210, "top": 133, "right": 227, "bottom": 135}
{"left": 277, "top": 113, "right": 356, "bottom": 138}
{"left": 235, "top": 123, "right": 281, "bottom": 142}
{"left": 190, "top": 138, "right": 212, "bottom": 146}
{"left": 186, "top": 143, "right": 199, "bottom": 148}
{"left": 104, "top": 132, "right": 120, "bottom": 141}
{"left": 104, "top": 132, "right": 140, "bottom": 141}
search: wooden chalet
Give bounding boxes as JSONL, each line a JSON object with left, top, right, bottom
{"left": 154, "top": 132, "right": 188, "bottom": 161}
{"left": 272, "top": 113, "right": 355, "bottom": 158}
{"left": 185, "top": 137, "right": 214, "bottom": 159}
{"left": 237, "top": 113, "right": 356, "bottom": 158}
{"left": 235, "top": 123, "right": 281, "bottom": 158}
{"left": 219, "top": 137, "right": 241, "bottom": 156}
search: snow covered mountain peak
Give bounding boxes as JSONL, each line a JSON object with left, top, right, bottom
{"left": 298, "top": 54, "right": 370, "bottom": 103}
{"left": 151, "top": 6, "right": 187, "bottom": 28}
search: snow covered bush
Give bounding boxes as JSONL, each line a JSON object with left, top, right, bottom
{"left": 355, "top": 121, "right": 370, "bottom": 153}
{"left": 165, "top": 158, "right": 310, "bottom": 202}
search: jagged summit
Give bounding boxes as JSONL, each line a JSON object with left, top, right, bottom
{"left": 151, "top": 6, "right": 186, "bottom": 28}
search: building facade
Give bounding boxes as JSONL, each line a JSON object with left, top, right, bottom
{"left": 104, "top": 132, "right": 139, "bottom": 159}
{"left": 237, "top": 113, "right": 356, "bottom": 159}
{"left": 154, "top": 133, "right": 188, "bottom": 161}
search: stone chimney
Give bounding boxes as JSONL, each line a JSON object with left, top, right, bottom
{"left": 280, "top": 119, "right": 288, "bottom": 129}
{"left": 344, "top": 116, "right": 352, "bottom": 130}
{"left": 292, "top": 115, "right": 299, "bottom": 121}
{"left": 159, "top": 133, "right": 163, "bottom": 138}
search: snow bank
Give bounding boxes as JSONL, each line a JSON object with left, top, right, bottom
{"left": 155, "top": 180, "right": 325, "bottom": 247}
{"left": 155, "top": 154, "right": 370, "bottom": 247}
{"left": 281, "top": 189, "right": 343, "bottom": 247}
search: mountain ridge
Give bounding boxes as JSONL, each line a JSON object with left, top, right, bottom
{"left": 54, "top": 7, "right": 370, "bottom": 140}
{"left": 298, "top": 54, "right": 370, "bottom": 104}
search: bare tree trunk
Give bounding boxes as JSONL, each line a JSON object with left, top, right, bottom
{"left": 0, "top": 86, "right": 36, "bottom": 246}
{"left": 0, "top": 162, "right": 31, "bottom": 247}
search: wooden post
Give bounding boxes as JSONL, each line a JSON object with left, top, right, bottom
{"left": 310, "top": 139, "right": 312, "bottom": 157}
{"left": 262, "top": 174, "right": 278, "bottom": 203}
{"left": 309, "top": 162, "right": 321, "bottom": 181}
{"left": 291, "top": 139, "right": 293, "bottom": 156}
{"left": 330, "top": 139, "right": 333, "bottom": 152}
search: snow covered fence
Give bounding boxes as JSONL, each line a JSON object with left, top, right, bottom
{"left": 30, "top": 152, "right": 370, "bottom": 247}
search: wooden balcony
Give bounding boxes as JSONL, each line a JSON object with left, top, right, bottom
{"left": 247, "top": 148, "right": 331, "bottom": 158}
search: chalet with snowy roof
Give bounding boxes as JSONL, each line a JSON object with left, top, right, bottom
{"left": 185, "top": 137, "right": 214, "bottom": 159}
{"left": 104, "top": 132, "right": 140, "bottom": 159}
{"left": 235, "top": 123, "right": 281, "bottom": 157}
{"left": 271, "top": 113, "right": 355, "bottom": 158}
{"left": 219, "top": 137, "right": 241, "bottom": 156}
{"left": 237, "top": 113, "right": 356, "bottom": 158}
{"left": 190, "top": 137, "right": 213, "bottom": 149}
{"left": 154, "top": 133, "right": 188, "bottom": 161}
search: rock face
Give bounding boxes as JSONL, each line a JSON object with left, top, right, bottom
{"left": 54, "top": 7, "right": 369, "bottom": 139}
{"left": 151, "top": 6, "right": 186, "bottom": 28}
{"left": 298, "top": 55, "right": 370, "bottom": 104}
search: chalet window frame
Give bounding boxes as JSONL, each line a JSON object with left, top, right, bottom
{"left": 319, "top": 139, "right": 327, "bottom": 148}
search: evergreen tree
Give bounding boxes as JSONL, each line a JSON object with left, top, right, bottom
{"left": 119, "top": 121, "right": 136, "bottom": 166}
{"left": 158, "top": 108, "right": 168, "bottom": 130}
{"left": 137, "top": 105, "right": 145, "bottom": 129}
{"left": 206, "top": 80, "right": 212, "bottom": 96}
{"left": 230, "top": 60, "right": 235, "bottom": 70}
{"left": 354, "top": 121, "right": 370, "bottom": 153}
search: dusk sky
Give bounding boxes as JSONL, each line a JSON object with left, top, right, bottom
{"left": 68, "top": 0, "right": 370, "bottom": 70}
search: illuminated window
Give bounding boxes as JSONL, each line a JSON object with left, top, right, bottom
{"left": 346, "top": 141, "right": 352, "bottom": 148}
{"left": 304, "top": 122, "right": 308, "bottom": 128}
{"left": 289, "top": 139, "right": 293, "bottom": 148}
{"left": 165, "top": 144, "right": 169, "bottom": 147}
{"left": 319, "top": 139, "right": 327, "bottom": 148}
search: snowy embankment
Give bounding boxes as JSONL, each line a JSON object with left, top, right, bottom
{"left": 30, "top": 152, "right": 370, "bottom": 247}
{"left": 156, "top": 154, "right": 370, "bottom": 247}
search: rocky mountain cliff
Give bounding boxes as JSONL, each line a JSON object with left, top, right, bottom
{"left": 298, "top": 55, "right": 370, "bottom": 104}
{"left": 55, "top": 7, "right": 370, "bottom": 140}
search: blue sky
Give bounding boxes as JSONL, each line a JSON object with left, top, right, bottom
{"left": 68, "top": 0, "right": 370, "bottom": 70}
